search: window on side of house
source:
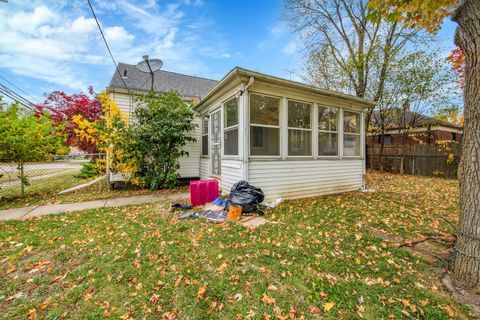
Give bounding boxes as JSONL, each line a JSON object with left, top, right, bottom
{"left": 384, "top": 134, "right": 392, "bottom": 145}
{"left": 223, "top": 97, "right": 239, "bottom": 155}
{"left": 288, "top": 100, "right": 312, "bottom": 156}
{"left": 249, "top": 93, "right": 281, "bottom": 156}
{"left": 318, "top": 106, "right": 339, "bottom": 156}
{"left": 343, "top": 110, "right": 361, "bottom": 156}
{"left": 201, "top": 115, "right": 209, "bottom": 156}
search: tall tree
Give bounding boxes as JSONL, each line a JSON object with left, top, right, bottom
{"left": 35, "top": 87, "right": 103, "bottom": 154}
{"left": 284, "top": 0, "right": 422, "bottom": 126}
{"left": 372, "top": 50, "right": 456, "bottom": 171}
{"left": 367, "top": 0, "right": 480, "bottom": 288}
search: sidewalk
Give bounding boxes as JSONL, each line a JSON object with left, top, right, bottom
{"left": 0, "top": 192, "right": 190, "bottom": 221}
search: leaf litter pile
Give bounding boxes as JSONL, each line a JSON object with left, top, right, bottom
{"left": 0, "top": 172, "right": 473, "bottom": 319}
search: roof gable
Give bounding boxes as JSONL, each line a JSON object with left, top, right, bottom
{"left": 108, "top": 63, "right": 218, "bottom": 99}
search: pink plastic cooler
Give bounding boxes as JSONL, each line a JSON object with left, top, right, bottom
{"left": 190, "top": 179, "right": 219, "bottom": 206}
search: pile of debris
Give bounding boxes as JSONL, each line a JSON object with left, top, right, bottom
{"left": 171, "top": 180, "right": 282, "bottom": 224}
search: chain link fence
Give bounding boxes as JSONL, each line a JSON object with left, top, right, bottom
{"left": 0, "top": 153, "right": 106, "bottom": 200}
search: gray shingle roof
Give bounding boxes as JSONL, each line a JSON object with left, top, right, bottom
{"left": 108, "top": 63, "right": 218, "bottom": 98}
{"left": 371, "top": 109, "right": 462, "bottom": 129}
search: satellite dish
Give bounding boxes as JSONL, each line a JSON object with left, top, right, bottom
{"left": 135, "top": 55, "right": 163, "bottom": 91}
{"left": 136, "top": 58, "right": 163, "bottom": 73}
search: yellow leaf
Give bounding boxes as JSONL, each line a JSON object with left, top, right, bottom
{"left": 323, "top": 302, "right": 335, "bottom": 312}
{"left": 5, "top": 264, "right": 16, "bottom": 275}
{"left": 27, "top": 309, "right": 37, "bottom": 320}
{"left": 197, "top": 285, "right": 207, "bottom": 301}
{"left": 261, "top": 293, "right": 276, "bottom": 305}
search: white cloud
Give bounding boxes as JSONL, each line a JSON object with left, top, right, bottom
{"left": 8, "top": 5, "right": 59, "bottom": 34}
{"left": 70, "top": 16, "right": 97, "bottom": 34}
{"left": 104, "top": 26, "right": 135, "bottom": 44}
{"left": 282, "top": 41, "right": 298, "bottom": 55}
{"left": 0, "top": 0, "right": 229, "bottom": 93}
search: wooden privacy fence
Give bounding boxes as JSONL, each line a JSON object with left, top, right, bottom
{"left": 366, "top": 143, "right": 461, "bottom": 178}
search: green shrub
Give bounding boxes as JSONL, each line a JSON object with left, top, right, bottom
{"left": 75, "top": 162, "right": 103, "bottom": 179}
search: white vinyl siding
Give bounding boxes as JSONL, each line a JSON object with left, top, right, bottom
{"left": 200, "top": 158, "right": 209, "bottom": 180}
{"left": 177, "top": 116, "right": 201, "bottom": 178}
{"left": 248, "top": 159, "right": 363, "bottom": 201}
{"left": 110, "top": 92, "right": 201, "bottom": 178}
{"left": 221, "top": 159, "right": 242, "bottom": 194}
{"left": 109, "top": 92, "right": 135, "bottom": 116}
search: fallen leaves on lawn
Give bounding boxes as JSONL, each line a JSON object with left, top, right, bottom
{"left": 197, "top": 284, "right": 207, "bottom": 301}
{"left": 323, "top": 302, "right": 335, "bottom": 312}
{"left": 27, "top": 309, "right": 36, "bottom": 320}
{"left": 261, "top": 293, "right": 276, "bottom": 305}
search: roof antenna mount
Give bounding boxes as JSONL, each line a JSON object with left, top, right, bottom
{"left": 136, "top": 55, "right": 163, "bottom": 91}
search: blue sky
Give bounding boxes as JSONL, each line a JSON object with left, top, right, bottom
{"left": 0, "top": 0, "right": 458, "bottom": 104}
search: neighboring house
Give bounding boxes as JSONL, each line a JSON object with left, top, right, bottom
{"left": 108, "top": 65, "right": 375, "bottom": 200}
{"left": 107, "top": 62, "right": 217, "bottom": 178}
{"left": 367, "top": 109, "right": 463, "bottom": 147}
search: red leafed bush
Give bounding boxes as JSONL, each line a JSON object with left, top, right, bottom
{"left": 35, "top": 86, "right": 103, "bottom": 153}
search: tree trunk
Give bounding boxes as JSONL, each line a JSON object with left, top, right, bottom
{"left": 453, "top": 0, "right": 480, "bottom": 289}
{"left": 379, "top": 135, "right": 385, "bottom": 172}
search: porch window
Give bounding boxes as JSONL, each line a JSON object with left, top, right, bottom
{"left": 250, "top": 93, "right": 280, "bottom": 156}
{"left": 318, "top": 106, "right": 338, "bottom": 156}
{"left": 223, "top": 97, "right": 238, "bottom": 155}
{"left": 343, "top": 111, "right": 361, "bottom": 156}
{"left": 288, "top": 100, "right": 312, "bottom": 156}
{"left": 201, "top": 115, "right": 208, "bottom": 156}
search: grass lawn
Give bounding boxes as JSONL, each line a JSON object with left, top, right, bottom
{"left": 0, "top": 175, "right": 188, "bottom": 210}
{"left": 0, "top": 172, "right": 472, "bottom": 319}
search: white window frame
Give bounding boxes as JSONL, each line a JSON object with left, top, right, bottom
{"left": 210, "top": 108, "right": 222, "bottom": 177}
{"left": 223, "top": 97, "right": 239, "bottom": 157}
{"left": 342, "top": 109, "right": 362, "bottom": 158}
{"left": 317, "top": 105, "right": 340, "bottom": 159}
{"left": 249, "top": 92, "right": 282, "bottom": 159}
{"left": 201, "top": 114, "right": 209, "bottom": 157}
{"left": 286, "top": 99, "right": 313, "bottom": 158}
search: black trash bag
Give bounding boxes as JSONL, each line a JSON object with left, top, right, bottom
{"left": 228, "top": 180, "right": 264, "bottom": 213}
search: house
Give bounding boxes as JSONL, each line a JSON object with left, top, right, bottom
{"left": 107, "top": 62, "right": 217, "bottom": 178}
{"left": 367, "top": 109, "right": 463, "bottom": 147}
{"left": 108, "top": 65, "right": 375, "bottom": 200}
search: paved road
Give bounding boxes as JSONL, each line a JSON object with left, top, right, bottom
{"left": 0, "top": 161, "right": 85, "bottom": 173}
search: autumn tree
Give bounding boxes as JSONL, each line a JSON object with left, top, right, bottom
{"left": 284, "top": 0, "right": 425, "bottom": 128}
{"left": 0, "top": 97, "right": 65, "bottom": 196}
{"left": 447, "top": 47, "right": 466, "bottom": 89}
{"left": 35, "top": 87, "right": 103, "bottom": 153}
{"left": 72, "top": 91, "right": 134, "bottom": 176}
{"left": 367, "top": 0, "right": 480, "bottom": 288}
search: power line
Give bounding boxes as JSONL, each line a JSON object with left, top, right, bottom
{"left": 0, "top": 89, "right": 34, "bottom": 111}
{"left": 0, "top": 73, "right": 41, "bottom": 104}
{"left": 86, "top": 0, "right": 130, "bottom": 92}
{"left": 0, "top": 83, "right": 36, "bottom": 110}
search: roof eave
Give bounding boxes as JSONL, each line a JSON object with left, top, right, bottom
{"left": 194, "top": 67, "right": 376, "bottom": 111}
